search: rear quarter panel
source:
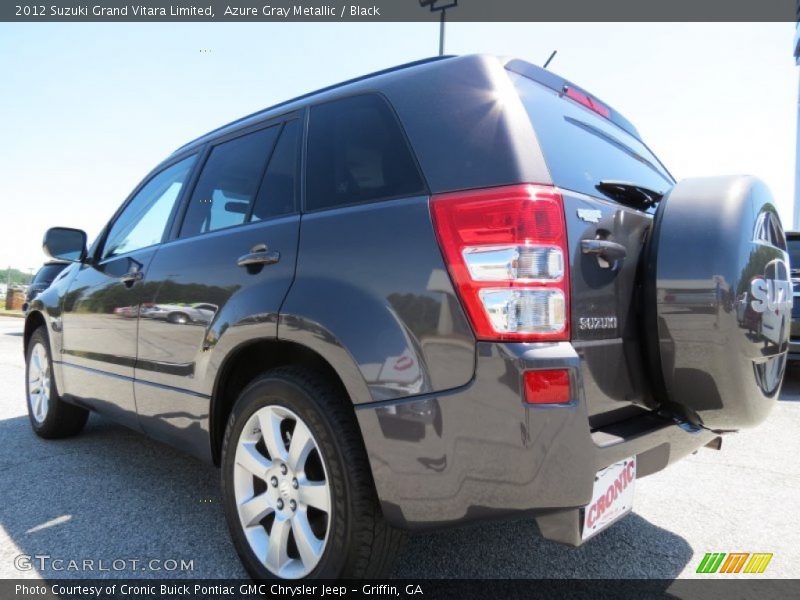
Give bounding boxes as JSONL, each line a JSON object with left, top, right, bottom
{"left": 279, "top": 196, "right": 475, "bottom": 403}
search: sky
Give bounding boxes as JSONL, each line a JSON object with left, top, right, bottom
{"left": 0, "top": 22, "right": 796, "bottom": 271}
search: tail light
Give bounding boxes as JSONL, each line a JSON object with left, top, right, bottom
{"left": 430, "top": 184, "right": 570, "bottom": 341}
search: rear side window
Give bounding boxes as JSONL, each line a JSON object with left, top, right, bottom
{"left": 251, "top": 120, "right": 301, "bottom": 221}
{"left": 510, "top": 72, "right": 673, "bottom": 203}
{"left": 306, "top": 94, "right": 426, "bottom": 211}
{"left": 180, "top": 126, "right": 279, "bottom": 237}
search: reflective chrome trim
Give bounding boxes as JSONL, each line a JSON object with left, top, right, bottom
{"left": 462, "top": 244, "right": 564, "bottom": 282}
{"left": 479, "top": 288, "right": 566, "bottom": 334}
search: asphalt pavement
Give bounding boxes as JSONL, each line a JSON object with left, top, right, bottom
{"left": 0, "top": 315, "right": 798, "bottom": 580}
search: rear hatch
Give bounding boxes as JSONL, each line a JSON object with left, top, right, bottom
{"left": 507, "top": 62, "right": 675, "bottom": 426}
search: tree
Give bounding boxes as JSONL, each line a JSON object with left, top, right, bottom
{"left": 3, "top": 267, "right": 33, "bottom": 287}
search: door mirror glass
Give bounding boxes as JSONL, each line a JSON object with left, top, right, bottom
{"left": 42, "top": 227, "right": 87, "bottom": 262}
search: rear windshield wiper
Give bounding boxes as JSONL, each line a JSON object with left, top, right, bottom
{"left": 596, "top": 180, "right": 665, "bottom": 211}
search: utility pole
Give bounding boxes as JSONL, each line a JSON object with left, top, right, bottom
{"left": 419, "top": 0, "right": 458, "bottom": 56}
{"left": 438, "top": 8, "right": 445, "bottom": 56}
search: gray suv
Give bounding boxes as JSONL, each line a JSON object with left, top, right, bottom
{"left": 24, "top": 55, "right": 790, "bottom": 580}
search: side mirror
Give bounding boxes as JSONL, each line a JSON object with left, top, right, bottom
{"left": 43, "top": 227, "right": 87, "bottom": 262}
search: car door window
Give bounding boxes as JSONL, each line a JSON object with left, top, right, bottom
{"left": 250, "top": 120, "right": 301, "bottom": 221}
{"left": 103, "top": 156, "right": 196, "bottom": 259}
{"left": 180, "top": 126, "right": 280, "bottom": 238}
{"left": 306, "top": 94, "right": 426, "bottom": 211}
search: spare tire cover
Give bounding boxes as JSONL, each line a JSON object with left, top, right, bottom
{"left": 644, "top": 175, "right": 790, "bottom": 430}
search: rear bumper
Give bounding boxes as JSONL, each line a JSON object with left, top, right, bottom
{"left": 355, "top": 341, "right": 716, "bottom": 544}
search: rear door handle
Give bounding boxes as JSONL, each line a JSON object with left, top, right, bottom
{"left": 581, "top": 239, "right": 627, "bottom": 259}
{"left": 581, "top": 239, "right": 627, "bottom": 268}
{"left": 237, "top": 244, "right": 280, "bottom": 267}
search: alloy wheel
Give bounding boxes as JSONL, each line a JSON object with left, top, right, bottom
{"left": 233, "top": 405, "right": 332, "bottom": 579}
{"left": 28, "top": 342, "right": 51, "bottom": 424}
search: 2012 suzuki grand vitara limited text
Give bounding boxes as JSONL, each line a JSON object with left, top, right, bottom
{"left": 25, "top": 55, "right": 791, "bottom": 580}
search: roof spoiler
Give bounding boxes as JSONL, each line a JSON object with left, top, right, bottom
{"left": 504, "top": 58, "right": 641, "bottom": 140}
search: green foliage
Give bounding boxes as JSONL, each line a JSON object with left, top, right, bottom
{"left": 1, "top": 267, "right": 33, "bottom": 286}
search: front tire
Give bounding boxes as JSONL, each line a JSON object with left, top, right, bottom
{"left": 221, "top": 366, "right": 404, "bottom": 579}
{"left": 26, "top": 326, "right": 89, "bottom": 438}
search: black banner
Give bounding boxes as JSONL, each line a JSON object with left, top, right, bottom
{"left": 1, "top": 0, "right": 798, "bottom": 23}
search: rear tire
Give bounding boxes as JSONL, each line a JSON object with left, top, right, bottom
{"left": 221, "top": 366, "right": 404, "bottom": 579}
{"left": 25, "top": 326, "right": 89, "bottom": 439}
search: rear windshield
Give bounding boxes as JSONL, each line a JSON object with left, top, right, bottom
{"left": 33, "top": 264, "right": 66, "bottom": 285}
{"left": 510, "top": 72, "right": 673, "bottom": 204}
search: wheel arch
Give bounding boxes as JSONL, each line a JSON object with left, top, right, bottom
{"left": 23, "top": 310, "right": 47, "bottom": 355}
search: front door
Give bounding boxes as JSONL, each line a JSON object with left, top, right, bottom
{"left": 60, "top": 155, "right": 197, "bottom": 427}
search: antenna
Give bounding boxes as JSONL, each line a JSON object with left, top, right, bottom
{"left": 543, "top": 50, "right": 557, "bottom": 69}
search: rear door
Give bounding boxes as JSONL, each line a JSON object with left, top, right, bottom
{"left": 510, "top": 71, "right": 675, "bottom": 424}
{"left": 134, "top": 116, "right": 303, "bottom": 457}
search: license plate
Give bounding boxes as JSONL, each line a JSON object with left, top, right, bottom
{"left": 581, "top": 457, "right": 636, "bottom": 541}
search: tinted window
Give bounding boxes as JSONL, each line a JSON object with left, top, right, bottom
{"left": 511, "top": 73, "right": 673, "bottom": 204}
{"left": 33, "top": 263, "right": 67, "bottom": 285}
{"left": 251, "top": 120, "right": 300, "bottom": 221}
{"left": 788, "top": 238, "right": 800, "bottom": 273}
{"left": 306, "top": 94, "right": 425, "bottom": 211}
{"left": 180, "top": 126, "right": 279, "bottom": 237}
{"left": 103, "top": 156, "right": 196, "bottom": 259}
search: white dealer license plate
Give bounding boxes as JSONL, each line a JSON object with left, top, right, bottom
{"left": 581, "top": 457, "right": 636, "bottom": 541}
